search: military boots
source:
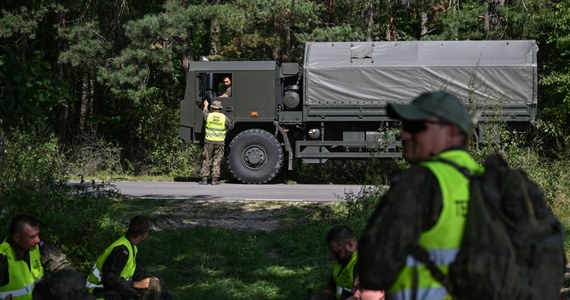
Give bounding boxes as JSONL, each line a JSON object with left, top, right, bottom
{"left": 199, "top": 177, "right": 208, "bottom": 185}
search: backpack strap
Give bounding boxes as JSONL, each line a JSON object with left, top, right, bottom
{"left": 435, "top": 157, "right": 472, "bottom": 179}
{"left": 410, "top": 246, "right": 453, "bottom": 294}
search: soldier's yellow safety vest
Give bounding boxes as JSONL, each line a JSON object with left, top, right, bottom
{"left": 387, "top": 150, "right": 481, "bottom": 300}
{"left": 332, "top": 251, "right": 358, "bottom": 300}
{"left": 205, "top": 112, "right": 227, "bottom": 142}
{"left": 86, "top": 236, "right": 137, "bottom": 291}
{"left": 0, "top": 241, "right": 44, "bottom": 300}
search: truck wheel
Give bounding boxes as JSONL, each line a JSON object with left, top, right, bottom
{"left": 228, "top": 129, "right": 284, "bottom": 184}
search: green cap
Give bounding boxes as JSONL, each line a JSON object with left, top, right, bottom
{"left": 387, "top": 91, "right": 472, "bottom": 133}
{"left": 211, "top": 100, "right": 223, "bottom": 109}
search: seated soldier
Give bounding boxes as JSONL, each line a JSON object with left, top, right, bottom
{"left": 0, "top": 214, "right": 74, "bottom": 300}
{"left": 86, "top": 216, "right": 171, "bottom": 300}
{"left": 313, "top": 225, "right": 361, "bottom": 300}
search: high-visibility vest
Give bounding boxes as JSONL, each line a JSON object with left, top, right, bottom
{"left": 205, "top": 112, "right": 227, "bottom": 142}
{"left": 86, "top": 236, "right": 137, "bottom": 291}
{"left": 332, "top": 251, "right": 358, "bottom": 300}
{"left": 0, "top": 241, "right": 44, "bottom": 300}
{"left": 387, "top": 150, "right": 481, "bottom": 300}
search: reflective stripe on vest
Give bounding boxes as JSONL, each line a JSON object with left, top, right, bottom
{"left": 0, "top": 282, "right": 36, "bottom": 299}
{"left": 205, "top": 112, "right": 227, "bottom": 142}
{"left": 85, "top": 264, "right": 103, "bottom": 288}
{"left": 87, "top": 236, "right": 137, "bottom": 290}
{"left": 0, "top": 241, "right": 44, "bottom": 300}
{"left": 387, "top": 150, "right": 482, "bottom": 300}
{"left": 332, "top": 251, "right": 358, "bottom": 300}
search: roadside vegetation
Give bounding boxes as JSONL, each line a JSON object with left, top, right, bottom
{"left": 2, "top": 1, "right": 570, "bottom": 297}
{"left": 0, "top": 124, "right": 568, "bottom": 299}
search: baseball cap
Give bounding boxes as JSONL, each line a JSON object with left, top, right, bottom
{"left": 387, "top": 91, "right": 472, "bottom": 134}
{"left": 211, "top": 100, "right": 223, "bottom": 109}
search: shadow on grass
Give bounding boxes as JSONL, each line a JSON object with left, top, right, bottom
{"left": 112, "top": 198, "right": 362, "bottom": 300}
{"left": 140, "top": 221, "right": 334, "bottom": 299}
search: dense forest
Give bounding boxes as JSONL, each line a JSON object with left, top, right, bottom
{"left": 1, "top": 0, "right": 569, "bottom": 176}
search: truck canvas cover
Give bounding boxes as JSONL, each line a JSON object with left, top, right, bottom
{"left": 304, "top": 41, "right": 537, "bottom": 115}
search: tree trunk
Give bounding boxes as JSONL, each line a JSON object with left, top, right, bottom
{"left": 483, "top": 0, "right": 506, "bottom": 38}
{"left": 56, "top": 11, "right": 69, "bottom": 142}
{"left": 272, "top": 7, "right": 292, "bottom": 61}
{"left": 420, "top": 11, "right": 428, "bottom": 38}
{"left": 328, "top": 0, "right": 338, "bottom": 25}
{"left": 209, "top": 18, "right": 221, "bottom": 57}
{"left": 385, "top": 0, "right": 396, "bottom": 41}
{"left": 209, "top": 0, "right": 221, "bottom": 57}
{"left": 79, "top": 72, "right": 94, "bottom": 132}
{"left": 364, "top": 1, "right": 374, "bottom": 41}
{"left": 182, "top": 46, "right": 194, "bottom": 78}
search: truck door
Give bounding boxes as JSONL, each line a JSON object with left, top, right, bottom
{"left": 210, "top": 73, "right": 236, "bottom": 121}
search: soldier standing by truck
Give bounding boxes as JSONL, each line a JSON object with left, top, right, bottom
{"left": 199, "top": 100, "right": 233, "bottom": 185}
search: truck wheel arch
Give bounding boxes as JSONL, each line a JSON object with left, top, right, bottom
{"left": 227, "top": 129, "right": 284, "bottom": 184}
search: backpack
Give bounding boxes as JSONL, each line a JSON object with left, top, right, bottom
{"left": 413, "top": 154, "right": 566, "bottom": 300}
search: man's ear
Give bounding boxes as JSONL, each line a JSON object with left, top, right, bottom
{"left": 346, "top": 240, "right": 358, "bottom": 252}
{"left": 12, "top": 232, "right": 20, "bottom": 243}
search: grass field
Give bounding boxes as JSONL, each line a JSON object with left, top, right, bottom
{"left": 120, "top": 199, "right": 342, "bottom": 299}
{"left": 117, "top": 190, "right": 570, "bottom": 299}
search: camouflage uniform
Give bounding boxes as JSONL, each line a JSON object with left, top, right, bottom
{"left": 200, "top": 101, "right": 233, "bottom": 184}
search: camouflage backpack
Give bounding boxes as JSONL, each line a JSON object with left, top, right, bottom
{"left": 413, "top": 154, "right": 565, "bottom": 300}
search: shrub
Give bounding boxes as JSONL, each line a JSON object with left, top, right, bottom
{"left": 65, "top": 132, "right": 124, "bottom": 177}
{"left": 0, "top": 128, "right": 123, "bottom": 272}
{"left": 148, "top": 139, "right": 201, "bottom": 178}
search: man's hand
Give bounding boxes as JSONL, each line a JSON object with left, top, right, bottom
{"left": 133, "top": 278, "right": 151, "bottom": 289}
{"left": 352, "top": 289, "right": 385, "bottom": 300}
{"left": 203, "top": 100, "right": 209, "bottom": 110}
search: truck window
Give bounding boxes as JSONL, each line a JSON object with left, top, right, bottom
{"left": 215, "top": 74, "right": 232, "bottom": 98}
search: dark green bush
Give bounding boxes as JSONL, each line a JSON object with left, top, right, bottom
{"left": 0, "top": 128, "right": 123, "bottom": 272}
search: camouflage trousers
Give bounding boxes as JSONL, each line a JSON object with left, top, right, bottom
{"left": 200, "top": 142, "right": 225, "bottom": 178}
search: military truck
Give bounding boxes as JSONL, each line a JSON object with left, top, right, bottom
{"left": 179, "top": 40, "right": 538, "bottom": 184}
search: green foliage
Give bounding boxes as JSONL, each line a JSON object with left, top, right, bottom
{"left": 0, "top": 3, "right": 70, "bottom": 131}
{"left": 0, "top": 46, "right": 66, "bottom": 130}
{"left": 468, "top": 126, "right": 570, "bottom": 213}
{"left": 215, "top": 0, "right": 325, "bottom": 60}
{"left": 341, "top": 186, "right": 386, "bottom": 228}
{"left": 427, "top": 4, "right": 486, "bottom": 40}
{"left": 58, "top": 21, "right": 110, "bottom": 68}
{"left": 539, "top": 0, "right": 570, "bottom": 134}
{"left": 0, "top": 124, "right": 64, "bottom": 187}
{"left": 123, "top": 88, "right": 199, "bottom": 177}
{"left": 296, "top": 24, "right": 363, "bottom": 43}
{"left": 2, "top": 0, "right": 570, "bottom": 181}
{"left": 65, "top": 133, "right": 124, "bottom": 177}
{"left": 0, "top": 4, "right": 53, "bottom": 39}
{"left": 0, "top": 128, "right": 122, "bottom": 271}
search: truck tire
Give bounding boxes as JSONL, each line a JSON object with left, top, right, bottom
{"left": 228, "top": 129, "right": 284, "bottom": 184}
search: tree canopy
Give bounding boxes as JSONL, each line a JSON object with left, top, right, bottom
{"left": 1, "top": 0, "right": 569, "bottom": 173}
